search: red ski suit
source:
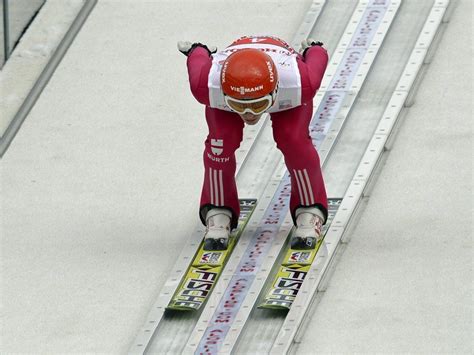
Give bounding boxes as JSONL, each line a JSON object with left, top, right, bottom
{"left": 185, "top": 38, "right": 328, "bottom": 229}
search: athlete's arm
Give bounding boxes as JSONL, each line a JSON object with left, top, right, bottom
{"left": 186, "top": 47, "right": 213, "bottom": 106}
{"left": 297, "top": 45, "right": 329, "bottom": 102}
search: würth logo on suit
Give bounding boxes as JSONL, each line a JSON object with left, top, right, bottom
{"left": 211, "top": 139, "right": 224, "bottom": 156}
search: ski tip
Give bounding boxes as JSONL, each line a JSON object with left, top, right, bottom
{"left": 257, "top": 303, "right": 291, "bottom": 311}
{"left": 165, "top": 304, "right": 201, "bottom": 312}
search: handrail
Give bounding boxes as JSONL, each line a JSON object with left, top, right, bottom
{"left": 2, "top": 0, "right": 10, "bottom": 62}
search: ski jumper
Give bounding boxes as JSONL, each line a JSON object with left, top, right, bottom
{"left": 185, "top": 36, "right": 329, "bottom": 229}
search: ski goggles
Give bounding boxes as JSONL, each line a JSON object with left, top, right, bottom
{"left": 224, "top": 93, "right": 275, "bottom": 115}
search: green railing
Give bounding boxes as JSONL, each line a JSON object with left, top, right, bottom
{"left": 1, "top": 0, "right": 45, "bottom": 67}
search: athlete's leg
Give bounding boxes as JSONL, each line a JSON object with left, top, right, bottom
{"left": 271, "top": 101, "right": 328, "bottom": 224}
{"left": 200, "top": 107, "right": 244, "bottom": 229}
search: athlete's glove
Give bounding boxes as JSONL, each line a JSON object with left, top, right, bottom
{"left": 177, "top": 41, "right": 217, "bottom": 57}
{"left": 300, "top": 38, "right": 324, "bottom": 56}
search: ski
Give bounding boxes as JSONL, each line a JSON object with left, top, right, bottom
{"left": 258, "top": 198, "right": 342, "bottom": 310}
{"left": 166, "top": 198, "right": 257, "bottom": 311}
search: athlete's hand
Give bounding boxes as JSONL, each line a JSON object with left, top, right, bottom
{"left": 300, "top": 38, "right": 324, "bottom": 55}
{"left": 177, "top": 41, "right": 217, "bottom": 57}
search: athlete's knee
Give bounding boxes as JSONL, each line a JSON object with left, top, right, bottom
{"left": 273, "top": 127, "right": 311, "bottom": 154}
{"left": 209, "top": 130, "right": 242, "bottom": 151}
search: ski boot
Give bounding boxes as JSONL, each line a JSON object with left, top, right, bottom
{"left": 290, "top": 207, "right": 325, "bottom": 250}
{"left": 203, "top": 208, "right": 232, "bottom": 250}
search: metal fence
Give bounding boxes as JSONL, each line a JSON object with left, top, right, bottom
{"left": 1, "top": 0, "right": 45, "bottom": 67}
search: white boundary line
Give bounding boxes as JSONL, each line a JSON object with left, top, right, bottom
{"left": 128, "top": 1, "right": 326, "bottom": 353}
{"left": 271, "top": 1, "right": 451, "bottom": 353}
{"left": 185, "top": 0, "right": 400, "bottom": 353}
